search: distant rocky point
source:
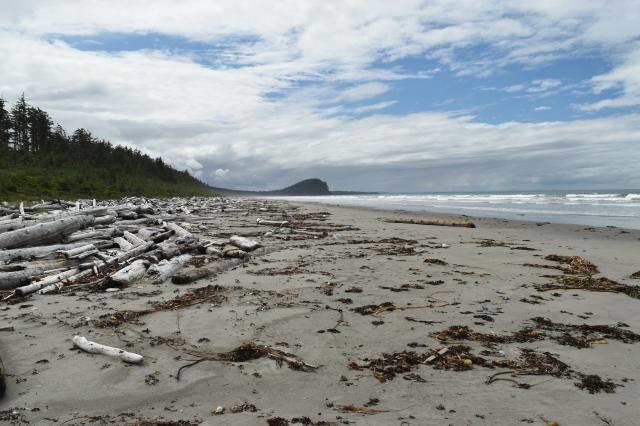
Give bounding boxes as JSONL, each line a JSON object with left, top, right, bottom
{"left": 218, "top": 178, "right": 375, "bottom": 196}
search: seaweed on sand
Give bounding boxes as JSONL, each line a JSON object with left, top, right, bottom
{"left": 175, "top": 343, "right": 317, "bottom": 380}
{"left": 432, "top": 325, "right": 544, "bottom": 347}
{"left": 531, "top": 317, "right": 640, "bottom": 346}
{"left": 94, "top": 285, "right": 227, "bottom": 327}
{"left": 531, "top": 254, "right": 640, "bottom": 299}
{"left": 348, "top": 345, "right": 491, "bottom": 382}
{"left": 537, "top": 275, "right": 640, "bottom": 299}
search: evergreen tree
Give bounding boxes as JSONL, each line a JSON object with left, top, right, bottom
{"left": 27, "top": 106, "right": 52, "bottom": 152}
{"left": 0, "top": 96, "right": 11, "bottom": 150}
{"left": 10, "top": 94, "right": 30, "bottom": 151}
{"left": 50, "top": 124, "right": 69, "bottom": 151}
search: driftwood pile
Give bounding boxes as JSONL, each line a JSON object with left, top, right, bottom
{"left": 0, "top": 197, "right": 280, "bottom": 300}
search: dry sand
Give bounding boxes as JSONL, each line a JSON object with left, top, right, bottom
{"left": 1, "top": 200, "right": 639, "bottom": 425}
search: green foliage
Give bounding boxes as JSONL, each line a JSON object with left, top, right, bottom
{"left": 0, "top": 96, "right": 218, "bottom": 200}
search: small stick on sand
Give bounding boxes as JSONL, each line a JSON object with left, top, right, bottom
{"left": 72, "top": 335, "right": 143, "bottom": 364}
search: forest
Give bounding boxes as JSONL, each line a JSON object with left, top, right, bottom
{"left": 0, "top": 95, "right": 218, "bottom": 200}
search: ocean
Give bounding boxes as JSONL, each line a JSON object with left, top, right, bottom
{"left": 271, "top": 190, "right": 640, "bottom": 230}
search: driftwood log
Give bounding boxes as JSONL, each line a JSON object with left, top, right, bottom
{"left": 0, "top": 215, "right": 95, "bottom": 249}
{"left": 113, "top": 237, "right": 134, "bottom": 250}
{"left": 123, "top": 231, "right": 146, "bottom": 246}
{"left": 0, "top": 267, "right": 46, "bottom": 290}
{"left": 145, "top": 254, "right": 192, "bottom": 284}
{"left": 257, "top": 218, "right": 289, "bottom": 227}
{"left": 171, "top": 267, "right": 210, "bottom": 285}
{"left": 0, "top": 242, "right": 87, "bottom": 262}
{"left": 14, "top": 268, "right": 81, "bottom": 296}
{"left": 109, "top": 259, "right": 149, "bottom": 286}
{"left": 165, "top": 222, "right": 193, "bottom": 239}
{"left": 229, "top": 235, "right": 260, "bottom": 251}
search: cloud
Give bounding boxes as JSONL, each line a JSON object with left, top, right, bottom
{"left": 212, "top": 168, "right": 230, "bottom": 178}
{"left": 526, "top": 79, "right": 561, "bottom": 93}
{"left": 352, "top": 101, "right": 397, "bottom": 114}
{"left": 0, "top": 1, "right": 639, "bottom": 191}
{"left": 579, "top": 44, "right": 640, "bottom": 111}
{"left": 338, "top": 82, "right": 389, "bottom": 102}
{"left": 184, "top": 158, "right": 203, "bottom": 170}
{"left": 502, "top": 79, "right": 562, "bottom": 96}
{"left": 534, "top": 106, "right": 551, "bottom": 111}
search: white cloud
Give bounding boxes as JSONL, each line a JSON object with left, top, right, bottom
{"left": 352, "top": 101, "right": 397, "bottom": 114}
{"left": 213, "top": 168, "right": 230, "bottom": 178}
{"left": 184, "top": 158, "right": 203, "bottom": 170}
{"left": 527, "top": 79, "right": 561, "bottom": 93}
{"left": 579, "top": 44, "right": 640, "bottom": 111}
{"left": 534, "top": 106, "right": 551, "bottom": 111}
{"left": 338, "top": 82, "right": 389, "bottom": 102}
{"left": 504, "top": 84, "right": 525, "bottom": 93}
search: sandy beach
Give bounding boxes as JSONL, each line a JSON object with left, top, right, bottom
{"left": 1, "top": 199, "right": 639, "bottom": 426}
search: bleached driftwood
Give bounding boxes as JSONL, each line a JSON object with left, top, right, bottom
{"left": 290, "top": 229, "right": 327, "bottom": 237}
{"left": 123, "top": 231, "right": 146, "bottom": 246}
{"left": 72, "top": 335, "right": 143, "bottom": 364}
{"left": 148, "top": 241, "right": 181, "bottom": 260}
{"left": 209, "top": 245, "right": 280, "bottom": 274}
{"left": 109, "top": 259, "right": 149, "bottom": 286}
{"left": 151, "top": 229, "right": 174, "bottom": 243}
{"left": 222, "top": 244, "right": 247, "bottom": 258}
{"left": 165, "top": 222, "right": 193, "bottom": 239}
{"left": 425, "top": 347, "right": 449, "bottom": 363}
{"left": 136, "top": 228, "right": 161, "bottom": 241}
{"left": 256, "top": 218, "right": 289, "bottom": 227}
{"left": 37, "top": 269, "right": 94, "bottom": 294}
{"left": 93, "top": 215, "right": 117, "bottom": 226}
{"left": 113, "top": 237, "right": 134, "bottom": 250}
{"left": 0, "top": 218, "right": 38, "bottom": 233}
{"left": 171, "top": 267, "right": 210, "bottom": 285}
{"left": 111, "top": 241, "right": 155, "bottom": 264}
{"left": 144, "top": 254, "right": 192, "bottom": 284}
{"left": 205, "top": 246, "right": 222, "bottom": 256}
{"left": 117, "top": 211, "right": 138, "bottom": 220}
{"left": 0, "top": 215, "right": 95, "bottom": 249}
{"left": 229, "top": 235, "right": 261, "bottom": 251}
{"left": 0, "top": 242, "right": 88, "bottom": 262}
{"left": 15, "top": 268, "right": 81, "bottom": 296}
{"left": 65, "top": 228, "right": 117, "bottom": 243}
{"left": 0, "top": 268, "right": 44, "bottom": 290}
{"left": 58, "top": 244, "right": 96, "bottom": 259}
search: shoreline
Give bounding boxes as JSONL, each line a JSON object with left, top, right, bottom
{"left": 1, "top": 197, "right": 639, "bottom": 425}
{"left": 284, "top": 198, "right": 640, "bottom": 236}
{"left": 264, "top": 194, "right": 640, "bottom": 231}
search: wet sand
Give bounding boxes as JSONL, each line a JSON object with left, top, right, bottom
{"left": 1, "top": 200, "right": 639, "bottom": 425}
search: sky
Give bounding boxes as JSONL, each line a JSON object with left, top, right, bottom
{"left": 1, "top": 0, "right": 639, "bottom": 192}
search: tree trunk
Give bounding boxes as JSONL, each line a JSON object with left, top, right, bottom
{"left": 0, "top": 215, "right": 95, "bottom": 249}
